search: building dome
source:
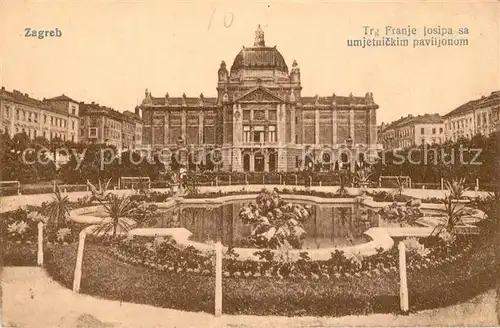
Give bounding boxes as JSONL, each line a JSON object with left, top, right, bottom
{"left": 230, "top": 25, "right": 288, "bottom": 75}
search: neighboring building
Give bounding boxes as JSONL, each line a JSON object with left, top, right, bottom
{"left": 139, "top": 26, "right": 380, "bottom": 172}
{"left": 79, "top": 102, "right": 124, "bottom": 150}
{"left": 379, "top": 114, "right": 445, "bottom": 149}
{"left": 443, "top": 91, "right": 500, "bottom": 141}
{"left": 44, "top": 94, "right": 81, "bottom": 143}
{"left": 122, "top": 110, "right": 143, "bottom": 150}
{"left": 79, "top": 102, "right": 144, "bottom": 151}
{"left": 0, "top": 87, "right": 80, "bottom": 142}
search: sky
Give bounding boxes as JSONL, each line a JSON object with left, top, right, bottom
{"left": 0, "top": 1, "right": 498, "bottom": 124}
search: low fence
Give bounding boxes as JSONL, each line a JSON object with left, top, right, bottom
{"left": 1, "top": 174, "right": 496, "bottom": 196}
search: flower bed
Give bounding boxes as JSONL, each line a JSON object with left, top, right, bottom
{"left": 44, "top": 228, "right": 497, "bottom": 316}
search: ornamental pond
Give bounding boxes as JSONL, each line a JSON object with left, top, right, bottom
{"left": 152, "top": 199, "right": 379, "bottom": 249}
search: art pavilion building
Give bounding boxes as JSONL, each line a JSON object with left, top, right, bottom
{"left": 139, "top": 26, "right": 380, "bottom": 172}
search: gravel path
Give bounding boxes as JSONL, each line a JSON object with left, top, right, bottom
{"left": 1, "top": 267, "right": 497, "bottom": 328}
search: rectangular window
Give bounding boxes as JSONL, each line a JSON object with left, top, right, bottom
{"left": 268, "top": 125, "right": 276, "bottom": 142}
{"left": 16, "top": 109, "right": 20, "bottom": 120}
{"left": 439, "top": 127, "right": 443, "bottom": 134}
{"left": 44, "top": 115, "right": 47, "bottom": 123}
{"left": 43, "top": 131, "right": 46, "bottom": 138}
{"left": 71, "top": 106, "right": 76, "bottom": 115}
{"left": 33, "top": 130, "right": 37, "bottom": 138}
{"left": 243, "top": 126, "right": 251, "bottom": 142}
{"left": 432, "top": 128, "right": 436, "bottom": 134}
{"left": 89, "top": 127, "right": 98, "bottom": 138}
{"left": 421, "top": 127, "right": 425, "bottom": 134}
{"left": 254, "top": 125, "right": 264, "bottom": 142}
{"left": 72, "top": 121, "right": 75, "bottom": 129}
{"left": 51, "top": 117, "right": 54, "bottom": 125}
{"left": 22, "top": 111, "right": 26, "bottom": 120}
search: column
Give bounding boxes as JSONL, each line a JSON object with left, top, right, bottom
{"left": 164, "top": 111, "right": 169, "bottom": 145}
{"left": 332, "top": 109, "right": 337, "bottom": 144}
{"left": 264, "top": 150, "right": 269, "bottom": 172}
{"left": 370, "top": 108, "right": 377, "bottom": 147}
{"left": 181, "top": 110, "right": 186, "bottom": 142}
{"left": 277, "top": 104, "right": 286, "bottom": 146}
{"left": 277, "top": 147, "right": 287, "bottom": 172}
{"left": 315, "top": 108, "right": 320, "bottom": 144}
{"left": 291, "top": 105, "right": 296, "bottom": 144}
{"left": 349, "top": 108, "right": 355, "bottom": 143}
{"left": 199, "top": 111, "right": 204, "bottom": 144}
{"left": 249, "top": 152, "right": 255, "bottom": 171}
{"left": 232, "top": 148, "right": 242, "bottom": 172}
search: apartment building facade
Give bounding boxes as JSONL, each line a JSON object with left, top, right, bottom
{"left": 443, "top": 91, "right": 500, "bottom": 141}
{"left": 0, "top": 87, "right": 80, "bottom": 142}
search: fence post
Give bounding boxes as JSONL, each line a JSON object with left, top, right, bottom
{"left": 215, "top": 241, "right": 223, "bottom": 317}
{"left": 295, "top": 174, "right": 298, "bottom": 186}
{"left": 53, "top": 180, "right": 56, "bottom": 193}
{"left": 262, "top": 174, "right": 265, "bottom": 185}
{"left": 476, "top": 178, "right": 479, "bottom": 191}
{"left": 440, "top": 177, "right": 444, "bottom": 190}
{"left": 379, "top": 177, "right": 381, "bottom": 188}
{"left": 73, "top": 229, "right": 87, "bottom": 293}
{"left": 37, "top": 222, "right": 44, "bottom": 266}
{"left": 398, "top": 241, "right": 409, "bottom": 313}
{"left": 229, "top": 175, "right": 231, "bottom": 186}
{"left": 280, "top": 174, "right": 283, "bottom": 185}
{"left": 118, "top": 178, "right": 121, "bottom": 190}
{"left": 215, "top": 176, "right": 218, "bottom": 187}
{"left": 245, "top": 174, "right": 248, "bottom": 185}
{"left": 17, "top": 182, "right": 21, "bottom": 195}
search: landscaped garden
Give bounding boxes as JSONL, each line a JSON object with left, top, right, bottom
{"left": 1, "top": 175, "right": 498, "bottom": 316}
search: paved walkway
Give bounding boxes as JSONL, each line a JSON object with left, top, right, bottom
{"left": 0, "top": 185, "right": 489, "bottom": 214}
{"left": 1, "top": 267, "right": 498, "bottom": 328}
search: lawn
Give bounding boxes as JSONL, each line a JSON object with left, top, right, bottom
{"left": 44, "top": 230, "right": 498, "bottom": 317}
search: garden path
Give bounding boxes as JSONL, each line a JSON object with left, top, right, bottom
{"left": 2, "top": 267, "right": 497, "bottom": 328}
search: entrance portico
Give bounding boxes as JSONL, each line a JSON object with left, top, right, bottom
{"left": 241, "top": 148, "right": 278, "bottom": 172}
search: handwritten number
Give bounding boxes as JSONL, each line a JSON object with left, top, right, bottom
{"left": 208, "top": 8, "right": 216, "bottom": 30}
{"left": 208, "top": 9, "right": 234, "bottom": 30}
{"left": 224, "top": 13, "right": 234, "bottom": 28}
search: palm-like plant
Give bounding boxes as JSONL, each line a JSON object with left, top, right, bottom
{"left": 43, "top": 185, "right": 72, "bottom": 230}
{"left": 92, "top": 194, "right": 136, "bottom": 237}
{"left": 445, "top": 177, "right": 468, "bottom": 200}
{"left": 431, "top": 194, "right": 475, "bottom": 237}
{"left": 87, "top": 178, "right": 112, "bottom": 201}
{"left": 386, "top": 176, "right": 407, "bottom": 201}
{"left": 355, "top": 169, "right": 372, "bottom": 185}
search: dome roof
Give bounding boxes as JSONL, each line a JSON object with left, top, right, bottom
{"left": 230, "top": 25, "right": 288, "bottom": 74}
{"left": 230, "top": 46, "right": 289, "bottom": 74}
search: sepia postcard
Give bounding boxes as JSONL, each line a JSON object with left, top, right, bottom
{"left": 0, "top": 1, "right": 499, "bottom": 327}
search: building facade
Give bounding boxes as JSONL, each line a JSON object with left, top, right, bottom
{"left": 139, "top": 26, "right": 380, "bottom": 172}
{"left": 0, "top": 88, "right": 80, "bottom": 142}
{"left": 443, "top": 91, "right": 500, "bottom": 141}
{"left": 79, "top": 102, "right": 143, "bottom": 151}
{"left": 123, "top": 110, "right": 143, "bottom": 150}
{"left": 379, "top": 114, "right": 445, "bottom": 149}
